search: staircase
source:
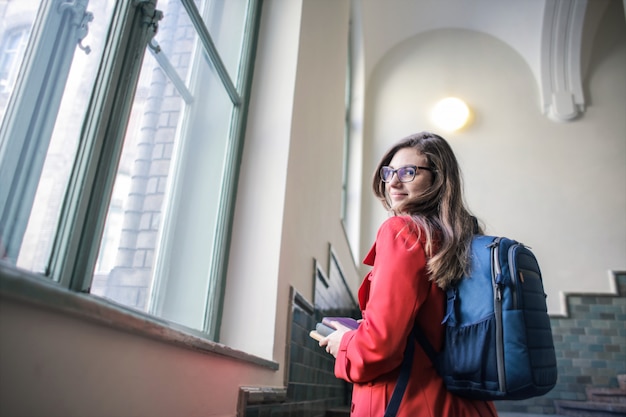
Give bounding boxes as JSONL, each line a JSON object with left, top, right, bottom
{"left": 325, "top": 406, "right": 350, "bottom": 417}
{"left": 555, "top": 375, "right": 626, "bottom": 417}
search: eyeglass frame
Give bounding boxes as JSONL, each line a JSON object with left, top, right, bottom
{"left": 380, "top": 165, "right": 434, "bottom": 183}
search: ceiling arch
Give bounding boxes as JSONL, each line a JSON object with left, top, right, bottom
{"left": 356, "top": 0, "right": 613, "bottom": 121}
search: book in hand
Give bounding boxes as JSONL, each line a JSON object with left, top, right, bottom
{"left": 322, "top": 316, "right": 359, "bottom": 330}
{"left": 309, "top": 317, "right": 360, "bottom": 342}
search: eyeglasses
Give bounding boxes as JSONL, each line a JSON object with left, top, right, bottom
{"left": 380, "top": 165, "right": 433, "bottom": 183}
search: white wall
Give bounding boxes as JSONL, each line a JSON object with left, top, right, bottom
{"left": 361, "top": 8, "right": 626, "bottom": 315}
{"left": 221, "top": 0, "right": 302, "bottom": 361}
{"left": 222, "top": 0, "right": 357, "bottom": 362}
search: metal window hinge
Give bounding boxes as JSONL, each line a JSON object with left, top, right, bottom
{"left": 58, "top": 0, "right": 94, "bottom": 54}
{"left": 136, "top": 0, "right": 164, "bottom": 40}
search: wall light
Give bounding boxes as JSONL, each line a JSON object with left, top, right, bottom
{"left": 431, "top": 97, "right": 471, "bottom": 132}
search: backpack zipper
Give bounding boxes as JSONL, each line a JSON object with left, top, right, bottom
{"left": 492, "top": 238, "right": 507, "bottom": 393}
{"left": 508, "top": 244, "right": 519, "bottom": 310}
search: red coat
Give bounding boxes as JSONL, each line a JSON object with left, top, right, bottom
{"left": 334, "top": 216, "right": 497, "bottom": 417}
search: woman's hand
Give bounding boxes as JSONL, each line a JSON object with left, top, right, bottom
{"left": 319, "top": 321, "right": 352, "bottom": 358}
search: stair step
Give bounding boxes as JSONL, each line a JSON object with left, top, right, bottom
{"left": 325, "top": 406, "right": 350, "bottom": 417}
{"left": 586, "top": 386, "right": 626, "bottom": 404}
{"left": 555, "top": 399, "right": 626, "bottom": 417}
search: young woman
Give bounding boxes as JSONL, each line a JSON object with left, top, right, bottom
{"left": 320, "top": 132, "right": 498, "bottom": 416}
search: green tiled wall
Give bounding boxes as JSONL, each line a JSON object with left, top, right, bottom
{"left": 243, "top": 254, "right": 360, "bottom": 417}
{"left": 496, "top": 273, "right": 626, "bottom": 414}
{"left": 244, "top": 299, "right": 348, "bottom": 417}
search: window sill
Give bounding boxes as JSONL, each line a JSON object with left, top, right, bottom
{"left": 0, "top": 261, "right": 278, "bottom": 371}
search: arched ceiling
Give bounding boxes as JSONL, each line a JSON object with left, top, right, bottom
{"left": 355, "top": 0, "right": 615, "bottom": 121}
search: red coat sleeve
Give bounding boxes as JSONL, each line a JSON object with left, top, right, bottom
{"left": 335, "top": 216, "right": 432, "bottom": 383}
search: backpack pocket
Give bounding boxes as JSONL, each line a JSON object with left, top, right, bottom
{"left": 441, "top": 313, "right": 500, "bottom": 395}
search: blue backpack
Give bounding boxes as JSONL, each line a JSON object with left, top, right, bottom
{"left": 385, "top": 236, "right": 558, "bottom": 416}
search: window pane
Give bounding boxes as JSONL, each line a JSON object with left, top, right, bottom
{"left": 0, "top": 27, "right": 29, "bottom": 99}
{"left": 4, "top": 1, "right": 116, "bottom": 271}
{"left": 0, "top": 1, "right": 38, "bottom": 115}
{"left": 200, "top": 0, "right": 248, "bottom": 82}
{"left": 91, "top": 0, "right": 235, "bottom": 333}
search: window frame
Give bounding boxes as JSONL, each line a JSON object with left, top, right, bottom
{"left": 0, "top": 0, "right": 266, "bottom": 352}
{"left": 0, "top": 0, "right": 97, "bottom": 267}
{"left": 51, "top": 0, "right": 163, "bottom": 291}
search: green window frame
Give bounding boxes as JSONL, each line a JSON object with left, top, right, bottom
{"left": 0, "top": 0, "right": 261, "bottom": 343}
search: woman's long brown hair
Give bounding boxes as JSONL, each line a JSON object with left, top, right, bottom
{"left": 372, "top": 131, "right": 482, "bottom": 289}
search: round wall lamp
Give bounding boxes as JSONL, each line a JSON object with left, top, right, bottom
{"left": 430, "top": 97, "right": 471, "bottom": 132}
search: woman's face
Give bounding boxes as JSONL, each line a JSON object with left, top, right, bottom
{"left": 385, "top": 147, "right": 433, "bottom": 211}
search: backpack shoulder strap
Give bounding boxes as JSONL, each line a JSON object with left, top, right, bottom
{"left": 416, "top": 285, "right": 456, "bottom": 367}
{"left": 413, "top": 324, "right": 437, "bottom": 365}
{"left": 385, "top": 288, "right": 454, "bottom": 416}
{"left": 384, "top": 329, "right": 416, "bottom": 417}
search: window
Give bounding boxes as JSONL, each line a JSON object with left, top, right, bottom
{"left": 341, "top": 8, "right": 365, "bottom": 263}
{"left": 0, "top": 0, "right": 260, "bottom": 341}
{"left": 340, "top": 22, "right": 352, "bottom": 221}
{"left": 0, "top": 27, "right": 30, "bottom": 96}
